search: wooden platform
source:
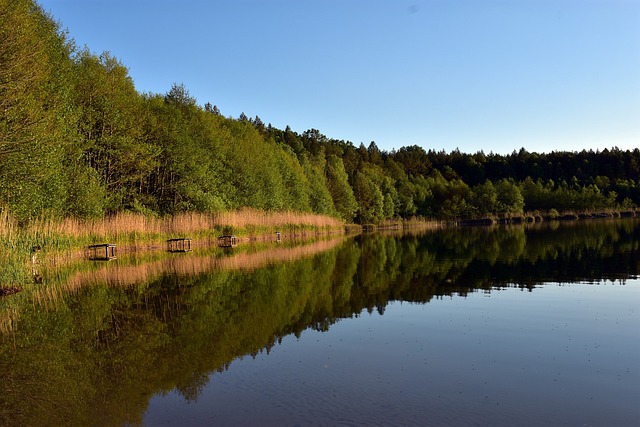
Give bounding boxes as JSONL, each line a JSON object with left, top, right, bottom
{"left": 167, "top": 238, "right": 192, "bottom": 252}
{"left": 218, "top": 235, "right": 238, "bottom": 248}
{"left": 88, "top": 244, "right": 117, "bottom": 261}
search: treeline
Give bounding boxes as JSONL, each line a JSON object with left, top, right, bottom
{"left": 2, "top": 0, "right": 639, "bottom": 224}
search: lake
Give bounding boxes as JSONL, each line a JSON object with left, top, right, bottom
{"left": 1, "top": 220, "right": 639, "bottom": 426}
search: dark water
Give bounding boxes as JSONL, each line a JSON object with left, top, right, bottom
{"left": 1, "top": 220, "right": 639, "bottom": 426}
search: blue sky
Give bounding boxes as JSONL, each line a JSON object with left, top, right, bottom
{"left": 38, "top": 0, "right": 639, "bottom": 155}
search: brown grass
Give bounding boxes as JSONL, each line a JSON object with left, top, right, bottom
{"left": 22, "top": 209, "right": 344, "bottom": 243}
{"left": 0, "top": 209, "right": 16, "bottom": 239}
{"left": 401, "top": 216, "right": 443, "bottom": 229}
{"left": 216, "top": 208, "right": 343, "bottom": 229}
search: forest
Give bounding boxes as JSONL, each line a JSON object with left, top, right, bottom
{"left": 2, "top": 0, "right": 639, "bottom": 225}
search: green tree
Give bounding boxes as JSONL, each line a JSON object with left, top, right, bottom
{"left": 495, "top": 179, "right": 524, "bottom": 215}
{"left": 325, "top": 155, "right": 357, "bottom": 222}
{"left": 395, "top": 177, "right": 418, "bottom": 217}
{"left": 0, "top": 0, "right": 76, "bottom": 220}
{"left": 471, "top": 180, "right": 497, "bottom": 217}
{"left": 367, "top": 141, "right": 383, "bottom": 166}
{"left": 276, "top": 145, "right": 312, "bottom": 212}
{"left": 143, "top": 86, "right": 228, "bottom": 213}
{"left": 380, "top": 177, "right": 398, "bottom": 219}
{"left": 73, "top": 50, "right": 152, "bottom": 213}
{"left": 301, "top": 154, "right": 335, "bottom": 215}
{"left": 353, "top": 171, "right": 384, "bottom": 223}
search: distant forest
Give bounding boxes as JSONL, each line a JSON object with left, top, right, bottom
{"left": 2, "top": 0, "right": 639, "bottom": 224}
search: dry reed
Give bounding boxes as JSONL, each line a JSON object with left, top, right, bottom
{"left": 401, "top": 216, "right": 443, "bottom": 229}
{"left": 23, "top": 209, "right": 343, "bottom": 243}
{"left": 0, "top": 209, "right": 16, "bottom": 239}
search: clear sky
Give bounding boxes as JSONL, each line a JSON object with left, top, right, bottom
{"left": 38, "top": 0, "right": 639, "bottom": 155}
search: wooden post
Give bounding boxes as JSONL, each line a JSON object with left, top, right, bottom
{"left": 88, "top": 244, "right": 117, "bottom": 261}
{"left": 167, "top": 238, "right": 192, "bottom": 252}
{"left": 218, "top": 235, "right": 238, "bottom": 248}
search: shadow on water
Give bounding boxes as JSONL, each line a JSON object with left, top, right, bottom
{"left": 0, "top": 219, "right": 638, "bottom": 426}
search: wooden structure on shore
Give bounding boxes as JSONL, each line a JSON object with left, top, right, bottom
{"left": 31, "top": 245, "right": 42, "bottom": 283}
{"left": 88, "top": 243, "right": 117, "bottom": 261}
{"left": 218, "top": 235, "right": 238, "bottom": 248}
{"left": 167, "top": 238, "right": 192, "bottom": 253}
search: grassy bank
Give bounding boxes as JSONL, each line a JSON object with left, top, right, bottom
{"left": 1, "top": 208, "right": 345, "bottom": 288}
{"left": 6, "top": 206, "right": 632, "bottom": 290}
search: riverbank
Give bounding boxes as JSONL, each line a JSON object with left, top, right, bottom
{"left": 0, "top": 209, "right": 347, "bottom": 288}
{"left": 456, "top": 208, "right": 639, "bottom": 226}
{"left": 2, "top": 207, "right": 637, "bottom": 290}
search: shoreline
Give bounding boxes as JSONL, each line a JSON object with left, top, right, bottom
{"left": 456, "top": 208, "right": 639, "bottom": 226}
{"left": 1, "top": 209, "right": 638, "bottom": 291}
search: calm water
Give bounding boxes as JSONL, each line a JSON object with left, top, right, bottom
{"left": 1, "top": 220, "right": 639, "bottom": 426}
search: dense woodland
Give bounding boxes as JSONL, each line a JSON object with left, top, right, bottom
{"left": 2, "top": 0, "right": 639, "bottom": 224}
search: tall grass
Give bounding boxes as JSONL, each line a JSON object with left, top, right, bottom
{"left": 26, "top": 208, "right": 343, "bottom": 244}
{"left": 1, "top": 209, "right": 40, "bottom": 285}
{"left": 0, "top": 208, "right": 345, "bottom": 287}
{"left": 401, "top": 216, "right": 443, "bottom": 229}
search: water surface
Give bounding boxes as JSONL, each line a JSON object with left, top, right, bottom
{"left": 1, "top": 220, "right": 638, "bottom": 426}
{"left": 145, "top": 280, "right": 639, "bottom": 427}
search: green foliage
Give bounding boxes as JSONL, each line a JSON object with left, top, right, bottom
{"left": 301, "top": 155, "right": 335, "bottom": 216}
{"left": 0, "top": 0, "right": 76, "bottom": 221}
{"left": 353, "top": 171, "right": 384, "bottom": 223}
{"left": 1, "top": 1, "right": 637, "bottom": 224}
{"left": 276, "top": 146, "right": 312, "bottom": 211}
{"left": 325, "top": 155, "right": 357, "bottom": 222}
{"left": 395, "top": 177, "right": 418, "bottom": 217}
{"left": 471, "top": 180, "right": 497, "bottom": 216}
{"left": 65, "top": 166, "right": 107, "bottom": 218}
{"left": 495, "top": 179, "right": 524, "bottom": 215}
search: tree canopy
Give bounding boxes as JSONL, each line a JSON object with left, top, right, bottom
{"left": 1, "top": 0, "right": 638, "bottom": 223}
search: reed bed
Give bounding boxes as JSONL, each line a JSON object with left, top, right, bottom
{"left": 0, "top": 207, "right": 345, "bottom": 288}
{"left": 215, "top": 208, "right": 343, "bottom": 229}
{"left": 401, "top": 216, "right": 444, "bottom": 229}
{"left": 1, "top": 209, "right": 42, "bottom": 285}
{"left": 25, "top": 208, "right": 344, "bottom": 244}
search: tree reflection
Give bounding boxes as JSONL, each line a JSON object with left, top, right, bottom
{"left": 0, "top": 219, "right": 638, "bottom": 426}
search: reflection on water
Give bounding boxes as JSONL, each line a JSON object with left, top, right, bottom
{"left": 0, "top": 220, "right": 639, "bottom": 426}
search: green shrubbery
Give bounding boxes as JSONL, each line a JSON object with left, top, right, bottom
{"left": 1, "top": 0, "right": 638, "bottom": 227}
